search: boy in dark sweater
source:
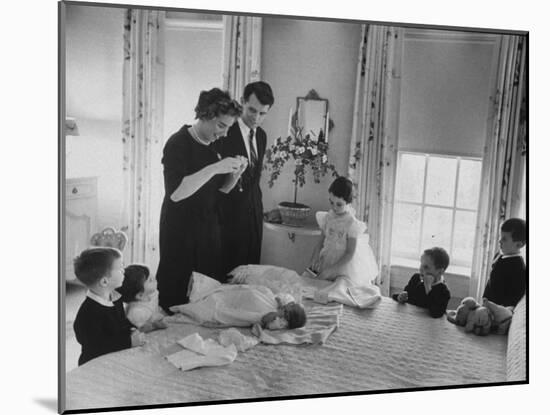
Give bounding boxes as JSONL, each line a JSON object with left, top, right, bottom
{"left": 73, "top": 247, "right": 145, "bottom": 366}
{"left": 392, "top": 247, "right": 451, "bottom": 318}
{"left": 483, "top": 218, "right": 526, "bottom": 307}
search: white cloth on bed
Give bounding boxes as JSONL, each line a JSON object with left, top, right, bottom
{"left": 303, "top": 275, "right": 381, "bottom": 309}
{"left": 165, "top": 333, "right": 237, "bottom": 371}
{"left": 219, "top": 328, "right": 259, "bottom": 352}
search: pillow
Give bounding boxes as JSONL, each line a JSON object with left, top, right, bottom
{"left": 228, "top": 265, "right": 303, "bottom": 303}
{"left": 188, "top": 271, "right": 222, "bottom": 303}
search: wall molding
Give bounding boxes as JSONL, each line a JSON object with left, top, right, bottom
{"left": 404, "top": 28, "right": 498, "bottom": 45}
{"left": 165, "top": 18, "right": 223, "bottom": 31}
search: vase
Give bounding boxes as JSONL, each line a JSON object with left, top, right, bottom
{"left": 278, "top": 202, "right": 311, "bottom": 227}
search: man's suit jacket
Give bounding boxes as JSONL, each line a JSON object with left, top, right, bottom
{"left": 215, "top": 121, "right": 266, "bottom": 271}
{"left": 216, "top": 121, "right": 266, "bottom": 220}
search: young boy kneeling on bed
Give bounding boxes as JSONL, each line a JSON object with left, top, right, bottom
{"left": 392, "top": 247, "right": 451, "bottom": 318}
{"left": 73, "top": 248, "right": 145, "bottom": 366}
{"left": 482, "top": 218, "right": 526, "bottom": 307}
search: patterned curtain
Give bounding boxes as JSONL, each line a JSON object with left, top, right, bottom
{"left": 222, "top": 15, "right": 262, "bottom": 98}
{"left": 347, "top": 25, "right": 404, "bottom": 296}
{"left": 121, "top": 9, "right": 165, "bottom": 267}
{"left": 469, "top": 35, "right": 527, "bottom": 300}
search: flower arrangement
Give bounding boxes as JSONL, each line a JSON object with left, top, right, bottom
{"left": 264, "top": 126, "right": 338, "bottom": 206}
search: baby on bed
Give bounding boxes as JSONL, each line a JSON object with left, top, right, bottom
{"left": 169, "top": 272, "right": 307, "bottom": 330}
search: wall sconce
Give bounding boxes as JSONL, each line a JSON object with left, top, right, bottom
{"left": 65, "top": 117, "right": 80, "bottom": 136}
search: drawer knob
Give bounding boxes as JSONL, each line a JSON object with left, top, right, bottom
{"left": 72, "top": 187, "right": 78, "bottom": 194}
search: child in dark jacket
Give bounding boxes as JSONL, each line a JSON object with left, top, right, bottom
{"left": 73, "top": 247, "right": 145, "bottom": 366}
{"left": 483, "top": 218, "right": 526, "bottom": 307}
{"left": 392, "top": 247, "right": 451, "bottom": 318}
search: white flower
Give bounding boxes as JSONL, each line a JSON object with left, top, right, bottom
{"left": 311, "top": 148, "right": 318, "bottom": 155}
{"left": 297, "top": 147, "right": 305, "bottom": 154}
{"left": 322, "top": 155, "right": 327, "bottom": 163}
{"left": 280, "top": 150, "right": 287, "bottom": 158}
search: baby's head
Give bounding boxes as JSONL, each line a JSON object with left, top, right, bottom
{"left": 499, "top": 218, "right": 526, "bottom": 255}
{"left": 328, "top": 176, "right": 353, "bottom": 215}
{"left": 117, "top": 264, "right": 156, "bottom": 302}
{"left": 419, "top": 247, "right": 450, "bottom": 282}
{"left": 73, "top": 247, "right": 124, "bottom": 292}
{"left": 260, "top": 303, "right": 307, "bottom": 330}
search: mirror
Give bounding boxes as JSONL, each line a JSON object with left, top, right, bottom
{"left": 295, "top": 89, "right": 333, "bottom": 142}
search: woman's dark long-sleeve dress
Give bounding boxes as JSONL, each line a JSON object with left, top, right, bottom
{"left": 156, "top": 125, "right": 225, "bottom": 311}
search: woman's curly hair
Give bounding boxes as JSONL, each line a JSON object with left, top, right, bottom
{"left": 194, "top": 88, "right": 242, "bottom": 120}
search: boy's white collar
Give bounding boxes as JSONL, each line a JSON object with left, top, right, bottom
{"left": 86, "top": 289, "right": 121, "bottom": 307}
{"left": 500, "top": 252, "right": 523, "bottom": 259}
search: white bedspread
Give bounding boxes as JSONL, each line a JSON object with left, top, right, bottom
{"left": 64, "top": 296, "right": 507, "bottom": 412}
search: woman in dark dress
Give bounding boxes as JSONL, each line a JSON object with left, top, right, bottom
{"left": 156, "top": 88, "right": 247, "bottom": 313}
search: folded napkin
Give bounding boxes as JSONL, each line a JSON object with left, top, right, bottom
{"left": 253, "top": 303, "right": 342, "bottom": 345}
{"left": 165, "top": 333, "right": 237, "bottom": 371}
{"left": 218, "top": 328, "right": 259, "bottom": 352}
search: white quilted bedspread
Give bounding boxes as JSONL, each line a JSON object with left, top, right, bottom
{"left": 64, "top": 297, "right": 507, "bottom": 411}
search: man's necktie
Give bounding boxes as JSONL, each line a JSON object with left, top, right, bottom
{"left": 248, "top": 129, "right": 258, "bottom": 168}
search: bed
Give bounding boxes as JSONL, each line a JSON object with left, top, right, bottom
{"left": 63, "top": 277, "right": 526, "bottom": 412}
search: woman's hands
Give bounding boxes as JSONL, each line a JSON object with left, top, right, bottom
{"left": 218, "top": 156, "right": 249, "bottom": 193}
{"left": 215, "top": 156, "right": 248, "bottom": 175}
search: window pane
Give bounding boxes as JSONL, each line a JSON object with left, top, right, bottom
{"left": 456, "top": 159, "right": 482, "bottom": 210}
{"left": 421, "top": 207, "right": 452, "bottom": 252}
{"left": 452, "top": 210, "right": 477, "bottom": 264}
{"left": 391, "top": 203, "right": 421, "bottom": 256}
{"left": 395, "top": 153, "right": 425, "bottom": 203}
{"left": 425, "top": 156, "right": 457, "bottom": 207}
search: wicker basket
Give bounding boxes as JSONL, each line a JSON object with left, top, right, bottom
{"left": 278, "top": 202, "right": 311, "bottom": 227}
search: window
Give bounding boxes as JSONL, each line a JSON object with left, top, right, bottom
{"left": 391, "top": 152, "right": 482, "bottom": 275}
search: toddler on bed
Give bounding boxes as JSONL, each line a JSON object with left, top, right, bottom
{"left": 392, "top": 247, "right": 451, "bottom": 318}
{"left": 170, "top": 272, "right": 307, "bottom": 330}
{"left": 117, "top": 264, "right": 168, "bottom": 332}
{"left": 482, "top": 218, "right": 526, "bottom": 307}
{"left": 308, "top": 176, "right": 379, "bottom": 286}
{"left": 73, "top": 248, "right": 145, "bottom": 366}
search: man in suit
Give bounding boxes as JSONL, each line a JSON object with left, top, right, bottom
{"left": 217, "top": 81, "right": 275, "bottom": 277}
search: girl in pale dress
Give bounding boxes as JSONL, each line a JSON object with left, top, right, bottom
{"left": 117, "top": 265, "right": 168, "bottom": 332}
{"left": 307, "top": 177, "right": 380, "bottom": 307}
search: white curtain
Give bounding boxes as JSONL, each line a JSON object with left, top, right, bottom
{"left": 222, "top": 15, "right": 262, "bottom": 99}
{"left": 347, "top": 25, "right": 404, "bottom": 296}
{"left": 469, "top": 35, "right": 527, "bottom": 300}
{"left": 121, "top": 9, "right": 166, "bottom": 268}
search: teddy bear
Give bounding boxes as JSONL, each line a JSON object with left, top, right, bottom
{"left": 446, "top": 296, "right": 514, "bottom": 336}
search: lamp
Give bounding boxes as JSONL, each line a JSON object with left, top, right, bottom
{"left": 65, "top": 117, "right": 80, "bottom": 136}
